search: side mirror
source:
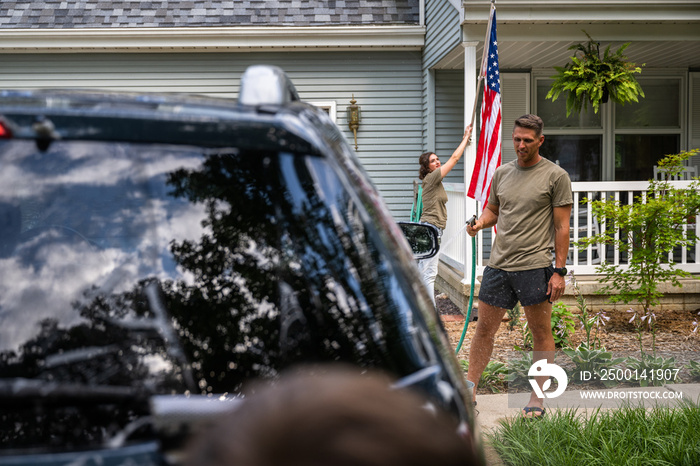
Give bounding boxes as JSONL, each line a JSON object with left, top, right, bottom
{"left": 398, "top": 222, "right": 439, "bottom": 260}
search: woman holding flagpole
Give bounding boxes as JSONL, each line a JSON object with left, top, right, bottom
{"left": 416, "top": 125, "right": 472, "bottom": 305}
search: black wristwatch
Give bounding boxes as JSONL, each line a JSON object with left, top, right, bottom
{"left": 553, "top": 267, "right": 568, "bottom": 276}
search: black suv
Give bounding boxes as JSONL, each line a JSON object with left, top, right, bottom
{"left": 0, "top": 65, "right": 479, "bottom": 464}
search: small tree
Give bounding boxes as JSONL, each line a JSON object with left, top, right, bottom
{"left": 580, "top": 149, "right": 700, "bottom": 311}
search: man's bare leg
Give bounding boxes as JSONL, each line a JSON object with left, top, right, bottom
{"left": 522, "top": 300, "right": 555, "bottom": 417}
{"left": 466, "top": 301, "right": 507, "bottom": 403}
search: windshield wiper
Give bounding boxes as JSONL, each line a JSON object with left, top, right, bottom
{"left": 0, "top": 378, "right": 149, "bottom": 406}
{"left": 43, "top": 345, "right": 120, "bottom": 368}
{"left": 143, "top": 281, "right": 196, "bottom": 391}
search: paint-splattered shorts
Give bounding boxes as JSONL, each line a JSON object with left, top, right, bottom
{"left": 478, "top": 266, "right": 554, "bottom": 309}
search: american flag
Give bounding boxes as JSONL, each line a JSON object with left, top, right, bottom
{"left": 467, "top": 6, "right": 501, "bottom": 204}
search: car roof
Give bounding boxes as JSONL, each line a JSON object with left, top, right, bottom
{"left": 0, "top": 66, "right": 333, "bottom": 156}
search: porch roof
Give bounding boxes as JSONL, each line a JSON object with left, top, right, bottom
{"left": 435, "top": 0, "right": 700, "bottom": 69}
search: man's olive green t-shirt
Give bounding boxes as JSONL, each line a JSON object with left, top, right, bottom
{"left": 420, "top": 169, "right": 448, "bottom": 229}
{"left": 487, "top": 158, "right": 573, "bottom": 271}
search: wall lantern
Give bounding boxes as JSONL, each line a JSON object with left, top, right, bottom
{"left": 347, "top": 95, "right": 361, "bottom": 150}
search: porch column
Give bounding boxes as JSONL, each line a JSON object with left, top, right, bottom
{"left": 462, "top": 41, "right": 479, "bottom": 284}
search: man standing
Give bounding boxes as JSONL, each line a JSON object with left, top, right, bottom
{"left": 466, "top": 114, "right": 572, "bottom": 418}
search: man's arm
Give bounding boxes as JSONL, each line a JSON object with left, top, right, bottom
{"left": 466, "top": 203, "right": 498, "bottom": 237}
{"left": 552, "top": 204, "right": 571, "bottom": 268}
{"left": 547, "top": 204, "right": 572, "bottom": 302}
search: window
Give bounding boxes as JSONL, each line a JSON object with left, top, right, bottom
{"left": 536, "top": 78, "right": 602, "bottom": 181}
{"left": 310, "top": 101, "right": 337, "bottom": 122}
{"left": 541, "top": 135, "right": 602, "bottom": 182}
{"left": 614, "top": 78, "right": 682, "bottom": 180}
{"left": 536, "top": 79, "right": 602, "bottom": 130}
{"left": 614, "top": 134, "right": 680, "bottom": 181}
{"left": 535, "top": 75, "right": 684, "bottom": 181}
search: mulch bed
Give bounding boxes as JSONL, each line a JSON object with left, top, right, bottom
{"left": 434, "top": 292, "right": 700, "bottom": 394}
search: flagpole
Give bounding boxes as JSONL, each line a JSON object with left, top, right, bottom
{"left": 469, "top": 1, "right": 495, "bottom": 128}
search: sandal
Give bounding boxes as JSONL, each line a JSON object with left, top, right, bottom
{"left": 521, "top": 406, "right": 546, "bottom": 419}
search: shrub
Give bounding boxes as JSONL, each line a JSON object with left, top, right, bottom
{"left": 579, "top": 149, "right": 700, "bottom": 313}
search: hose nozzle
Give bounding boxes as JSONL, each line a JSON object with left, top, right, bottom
{"left": 467, "top": 215, "right": 477, "bottom": 227}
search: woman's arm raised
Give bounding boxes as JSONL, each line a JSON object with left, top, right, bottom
{"left": 440, "top": 125, "right": 473, "bottom": 178}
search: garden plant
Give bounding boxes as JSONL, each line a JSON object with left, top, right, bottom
{"left": 579, "top": 149, "right": 700, "bottom": 314}
{"left": 546, "top": 31, "right": 645, "bottom": 116}
{"left": 490, "top": 402, "right": 700, "bottom": 466}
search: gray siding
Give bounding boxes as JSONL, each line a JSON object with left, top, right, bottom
{"left": 422, "top": 0, "right": 461, "bottom": 71}
{"left": 0, "top": 50, "right": 423, "bottom": 219}
{"left": 422, "top": 0, "right": 462, "bottom": 151}
{"left": 435, "top": 69, "right": 465, "bottom": 184}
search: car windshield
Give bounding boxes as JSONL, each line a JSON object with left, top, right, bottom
{"left": 0, "top": 139, "right": 423, "bottom": 399}
{"left": 0, "top": 138, "right": 435, "bottom": 449}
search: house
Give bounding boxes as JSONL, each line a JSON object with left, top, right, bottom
{"left": 1, "top": 0, "right": 698, "bottom": 309}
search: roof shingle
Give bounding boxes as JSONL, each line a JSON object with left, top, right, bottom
{"left": 0, "top": 0, "right": 420, "bottom": 28}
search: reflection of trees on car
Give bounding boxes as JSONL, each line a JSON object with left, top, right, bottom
{"left": 0, "top": 147, "right": 428, "bottom": 448}
{"left": 164, "top": 151, "right": 410, "bottom": 395}
{"left": 0, "top": 284, "right": 168, "bottom": 448}
{"left": 164, "top": 151, "right": 286, "bottom": 393}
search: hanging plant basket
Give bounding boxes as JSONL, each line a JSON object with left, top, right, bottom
{"left": 546, "top": 31, "right": 645, "bottom": 116}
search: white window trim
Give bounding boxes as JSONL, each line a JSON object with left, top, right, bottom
{"left": 309, "top": 101, "right": 337, "bottom": 123}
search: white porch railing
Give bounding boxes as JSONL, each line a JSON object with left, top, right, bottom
{"left": 440, "top": 181, "right": 700, "bottom": 279}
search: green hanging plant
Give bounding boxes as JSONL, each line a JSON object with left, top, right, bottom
{"left": 546, "top": 31, "right": 645, "bottom": 116}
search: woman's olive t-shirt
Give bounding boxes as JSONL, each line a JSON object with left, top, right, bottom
{"left": 487, "top": 158, "right": 572, "bottom": 271}
{"left": 420, "top": 169, "right": 448, "bottom": 229}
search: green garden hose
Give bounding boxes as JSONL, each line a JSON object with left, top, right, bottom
{"left": 455, "top": 216, "right": 477, "bottom": 354}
